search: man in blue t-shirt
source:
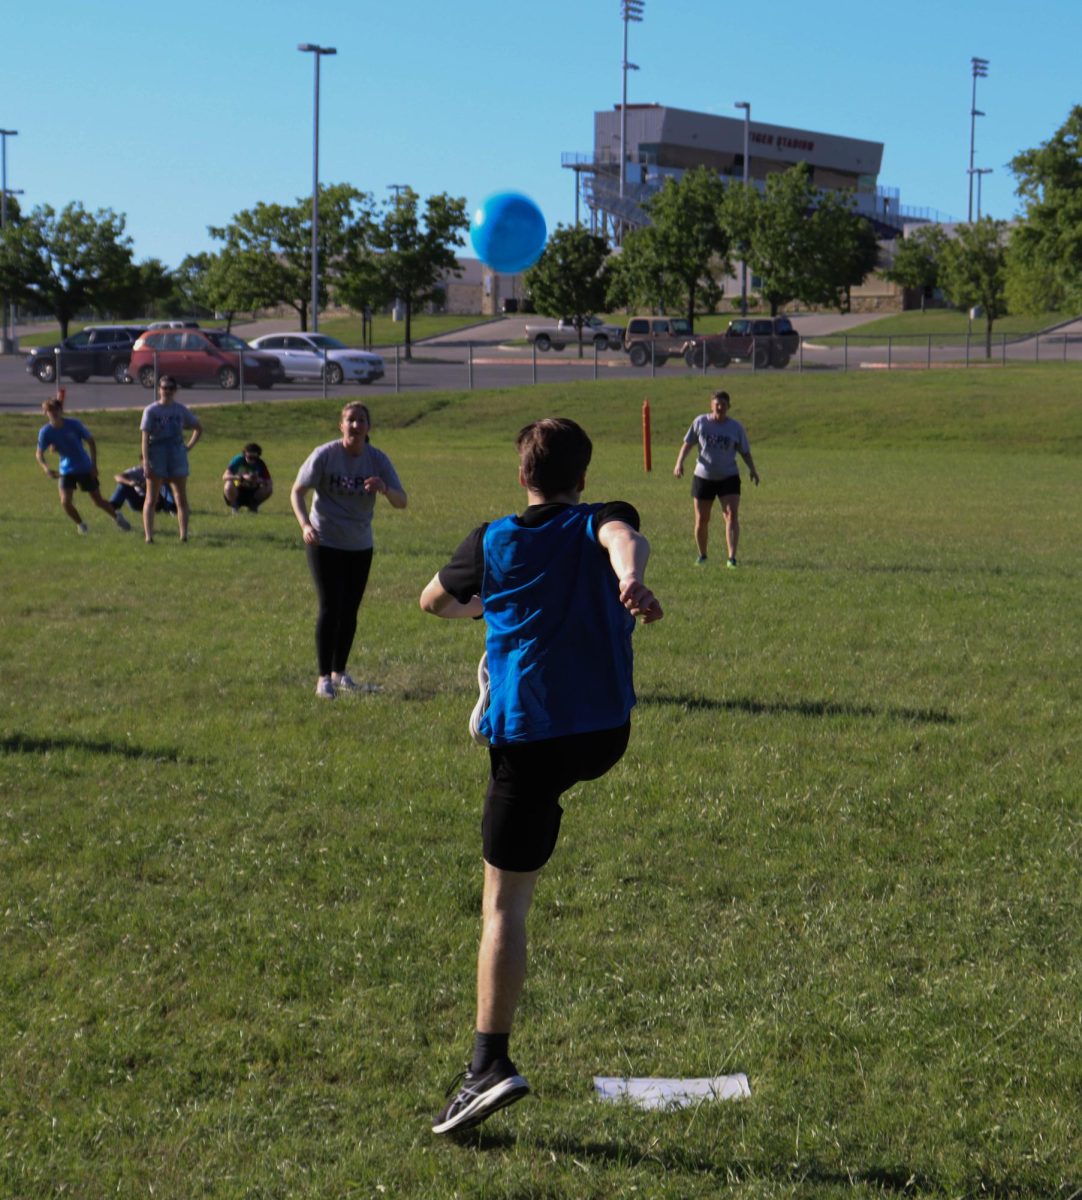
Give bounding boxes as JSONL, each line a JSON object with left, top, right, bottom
{"left": 35, "top": 398, "right": 132, "bottom": 535}
{"left": 420, "top": 417, "right": 663, "bottom": 1135}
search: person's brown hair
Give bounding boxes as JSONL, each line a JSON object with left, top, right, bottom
{"left": 515, "top": 418, "right": 592, "bottom": 498}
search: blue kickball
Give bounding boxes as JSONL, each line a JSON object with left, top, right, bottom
{"left": 470, "top": 191, "right": 547, "bottom": 275}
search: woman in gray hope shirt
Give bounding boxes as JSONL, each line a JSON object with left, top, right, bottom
{"left": 291, "top": 402, "right": 407, "bottom": 699}
{"left": 673, "top": 390, "right": 759, "bottom": 567}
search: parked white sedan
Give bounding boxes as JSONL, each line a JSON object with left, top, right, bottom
{"left": 249, "top": 333, "right": 384, "bottom": 385}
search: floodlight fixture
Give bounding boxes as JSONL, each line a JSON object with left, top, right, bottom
{"left": 619, "top": 0, "right": 645, "bottom": 218}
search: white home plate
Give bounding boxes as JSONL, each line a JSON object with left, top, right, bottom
{"left": 594, "top": 1075, "right": 751, "bottom": 1109}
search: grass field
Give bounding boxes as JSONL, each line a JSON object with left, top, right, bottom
{"left": 812, "top": 309, "right": 1078, "bottom": 346}
{"left": 1, "top": 368, "right": 1080, "bottom": 1199}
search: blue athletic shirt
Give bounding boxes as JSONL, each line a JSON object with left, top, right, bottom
{"left": 440, "top": 501, "right": 639, "bottom": 746}
{"left": 37, "top": 418, "right": 94, "bottom": 476}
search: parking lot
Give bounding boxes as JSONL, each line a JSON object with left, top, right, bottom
{"left": 3, "top": 314, "right": 1080, "bottom": 414}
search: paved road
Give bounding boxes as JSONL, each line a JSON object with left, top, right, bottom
{"left": 0, "top": 342, "right": 674, "bottom": 414}
{"left": 3, "top": 313, "right": 1077, "bottom": 414}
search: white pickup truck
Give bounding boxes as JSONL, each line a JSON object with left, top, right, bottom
{"left": 524, "top": 316, "right": 625, "bottom": 352}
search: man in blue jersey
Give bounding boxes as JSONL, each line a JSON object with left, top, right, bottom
{"left": 420, "top": 417, "right": 663, "bottom": 1135}
{"left": 35, "top": 398, "right": 132, "bottom": 535}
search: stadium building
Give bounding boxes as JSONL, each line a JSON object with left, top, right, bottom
{"left": 562, "top": 104, "right": 937, "bottom": 243}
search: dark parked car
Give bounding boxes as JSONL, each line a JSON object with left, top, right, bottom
{"left": 127, "top": 329, "right": 283, "bottom": 390}
{"left": 25, "top": 325, "right": 147, "bottom": 384}
{"left": 685, "top": 316, "right": 800, "bottom": 370}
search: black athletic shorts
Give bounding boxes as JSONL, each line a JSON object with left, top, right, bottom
{"left": 59, "top": 472, "right": 101, "bottom": 493}
{"left": 691, "top": 474, "right": 740, "bottom": 501}
{"left": 483, "top": 721, "right": 632, "bottom": 872}
{"left": 224, "top": 489, "right": 262, "bottom": 510}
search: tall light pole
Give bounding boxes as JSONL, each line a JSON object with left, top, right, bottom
{"left": 298, "top": 43, "right": 336, "bottom": 332}
{"left": 619, "top": 0, "right": 644, "bottom": 242}
{"left": 387, "top": 185, "right": 409, "bottom": 323}
{"left": 734, "top": 102, "right": 750, "bottom": 317}
{"left": 1, "top": 129, "right": 17, "bottom": 353}
{"left": 968, "top": 56, "right": 988, "bottom": 223}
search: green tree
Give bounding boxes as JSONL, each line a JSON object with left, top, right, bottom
{"left": 173, "top": 251, "right": 270, "bottom": 330}
{"left": 173, "top": 253, "right": 216, "bottom": 318}
{"left": 938, "top": 217, "right": 1009, "bottom": 358}
{"left": 0, "top": 193, "right": 22, "bottom": 227}
{"left": 725, "top": 164, "right": 818, "bottom": 316}
{"left": 1004, "top": 235, "right": 1066, "bottom": 317}
{"left": 0, "top": 202, "right": 137, "bottom": 337}
{"left": 1008, "top": 105, "right": 1082, "bottom": 311}
{"left": 604, "top": 225, "right": 682, "bottom": 315}
{"left": 334, "top": 241, "right": 390, "bottom": 346}
{"left": 209, "top": 183, "right": 373, "bottom": 331}
{"left": 523, "top": 225, "right": 611, "bottom": 356}
{"left": 807, "top": 194, "right": 880, "bottom": 312}
{"left": 356, "top": 188, "right": 469, "bottom": 359}
{"left": 109, "top": 257, "right": 174, "bottom": 319}
{"left": 641, "top": 166, "right": 730, "bottom": 328}
{"left": 884, "top": 223, "right": 948, "bottom": 311}
{"left": 721, "top": 166, "right": 877, "bottom": 315}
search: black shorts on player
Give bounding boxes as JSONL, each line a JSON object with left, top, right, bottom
{"left": 59, "top": 471, "right": 101, "bottom": 493}
{"left": 690, "top": 474, "right": 741, "bottom": 501}
{"left": 483, "top": 721, "right": 631, "bottom": 872}
{"left": 224, "top": 489, "right": 263, "bottom": 511}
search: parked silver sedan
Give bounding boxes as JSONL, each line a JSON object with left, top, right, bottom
{"left": 249, "top": 333, "right": 384, "bottom": 385}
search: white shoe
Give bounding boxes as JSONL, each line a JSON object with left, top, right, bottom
{"left": 77, "top": 522, "right": 89, "bottom": 535}
{"left": 315, "top": 677, "right": 336, "bottom": 700}
{"left": 332, "top": 672, "right": 361, "bottom": 693}
{"left": 468, "top": 652, "right": 490, "bottom": 746}
{"left": 114, "top": 511, "right": 132, "bottom": 531}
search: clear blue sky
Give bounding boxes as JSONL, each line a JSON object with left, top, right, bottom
{"left": 1, "top": 0, "right": 1077, "bottom": 269}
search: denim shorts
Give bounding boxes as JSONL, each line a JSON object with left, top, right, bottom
{"left": 147, "top": 441, "right": 189, "bottom": 479}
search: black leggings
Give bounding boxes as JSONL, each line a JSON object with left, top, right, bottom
{"left": 305, "top": 543, "right": 374, "bottom": 675}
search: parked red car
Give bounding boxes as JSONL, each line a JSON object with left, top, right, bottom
{"left": 128, "top": 329, "right": 283, "bottom": 390}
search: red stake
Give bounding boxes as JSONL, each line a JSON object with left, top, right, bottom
{"left": 642, "top": 397, "right": 652, "bottom": 472}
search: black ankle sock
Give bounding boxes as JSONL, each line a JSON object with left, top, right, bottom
{"left": 470, "top": 1031, "right": 510, "bottom": 1074}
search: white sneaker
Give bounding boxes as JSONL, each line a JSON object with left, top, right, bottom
{"left": 77, "top": 522, "right": 89, "bottom": 535}
{"left": 315, "top": 677, "right": 336, "bottom": 700}
{"left": 333, "top": 672, "right": 361, "bottom": 693}
{"left": 468, "top": 652, "right": 490, "bottom": 747}
{"left": 114, "top": 511, "right": 132, "bottom": 531}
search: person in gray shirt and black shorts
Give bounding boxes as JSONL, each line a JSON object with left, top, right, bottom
{"left": 673, "top": 390, "right": 760, "bottom": 568}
